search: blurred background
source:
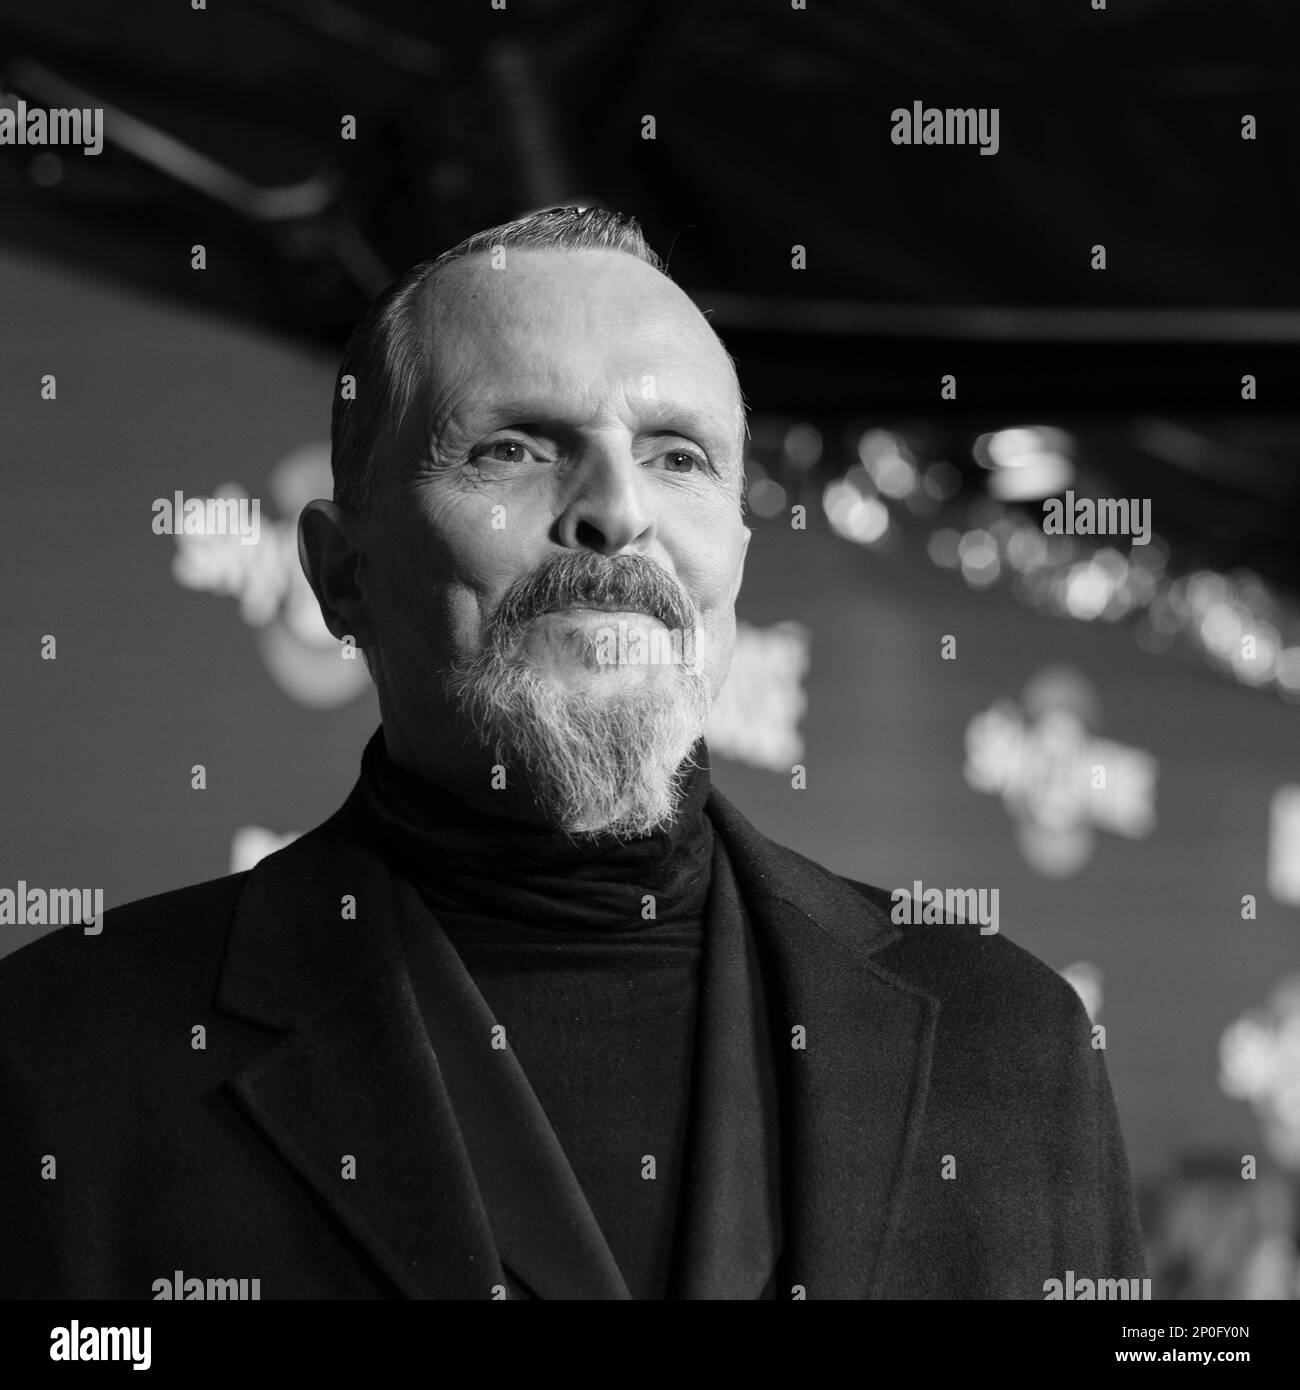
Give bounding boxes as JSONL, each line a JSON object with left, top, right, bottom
{"left": 2, "top": 0, "right": 1299, "bottom": 1300}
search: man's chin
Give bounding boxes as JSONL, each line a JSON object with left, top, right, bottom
{"left": 443, "top": 632, "right": 713, "bottom": 837}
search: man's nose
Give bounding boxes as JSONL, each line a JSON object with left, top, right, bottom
{"left": 554, "top": 442, "right": 655, "bottom": 556}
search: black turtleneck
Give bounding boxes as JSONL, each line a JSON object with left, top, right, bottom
{"left": 351, "top": 729, "right": 715, "bottom": 1300}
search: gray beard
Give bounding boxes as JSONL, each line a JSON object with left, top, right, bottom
{"left": 442, "top": 640, "right": 713, "bottom": 839}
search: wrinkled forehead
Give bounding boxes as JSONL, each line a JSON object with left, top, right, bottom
{"left": 419, "top": 250, "right": 745, "bottom": 442}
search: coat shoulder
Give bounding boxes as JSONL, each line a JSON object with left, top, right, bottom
{"left": 707, "top": 788, "right": 1085, "bottom": 1031}
{"left": 0, "top": 870, "right": 250, "bottom": 1041}
{"left": 836, "top": 872, "right": 1090, "bottom": 1035}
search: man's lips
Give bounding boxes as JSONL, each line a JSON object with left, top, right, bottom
{"left": 534, "top": 603, "right": 665, "bottom": 620}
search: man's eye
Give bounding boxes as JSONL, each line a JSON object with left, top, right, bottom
{"left": 659, "top": 448, "right": 707, "bottom": 473}
{"left": 472, "top": 440, "right": 537, "bottom": 465}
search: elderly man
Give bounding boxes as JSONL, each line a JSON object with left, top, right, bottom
{"left": 0, "top": 207, "right": 1144, "bottom": 1300}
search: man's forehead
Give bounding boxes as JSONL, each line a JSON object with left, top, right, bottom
{"left": 421, "top": 250, "right": 741, "bottom": 428}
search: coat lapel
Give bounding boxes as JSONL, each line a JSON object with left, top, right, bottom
{"left": 215, "top": 807, "right": 513, "bottom": 1299}
{"left": 214, "top": 804, "right": 627, "bottom": 1300}
{"left": 387, "top": 873, "right": 630, "bottom": 1300}
{"left": 226, "top": 951, "right": 502, "bottom": 1298}
{"left": 705, "top": 788, "right": 940, "bottom": 1300}
{"left": 670, "top": 829, "right": 782, "bottom": 1298}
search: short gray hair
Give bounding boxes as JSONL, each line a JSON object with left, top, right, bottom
{"left": 331, "top": 206, "right": 688, "bottom": 516}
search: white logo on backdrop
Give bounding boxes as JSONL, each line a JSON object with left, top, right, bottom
{"left": 1268, "top": 785, "right": 1300, "bottom": 908}
{"left": 1220, "top": 976, "right": 1300, "bottom": 1170}
{"left": 230, "top": 825, "right": 302, "bottom": 874}
{"left": 172, "top": 443, "right": 371, "bottom": 709}
{"left": 963, "top": 666, "right": 1158, "bottom": 877}
{"left": 708, "top": 620, "right": 810, "bottom": 772}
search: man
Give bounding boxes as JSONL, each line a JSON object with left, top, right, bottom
{"left": 0, "top": 207, "right": 1144, "bottom": 1300}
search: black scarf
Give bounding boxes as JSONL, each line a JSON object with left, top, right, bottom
{"left": 349, "top": 728, "right": 715, "bottom": 932}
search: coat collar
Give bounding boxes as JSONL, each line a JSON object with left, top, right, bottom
{"left": 214, "top": 784, "right": 938, "bottom": 1299}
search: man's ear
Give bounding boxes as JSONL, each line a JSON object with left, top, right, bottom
{"left": 728, "top": 525, "right": 752, "bottom": 605}
{"left": 298, "top": 500, "right": 375, "bottom": 647}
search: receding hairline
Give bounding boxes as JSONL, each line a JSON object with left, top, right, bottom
{"left": 412, "top": 246, "right": 735, "bottom": 359}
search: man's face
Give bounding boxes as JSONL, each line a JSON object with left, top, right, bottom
{"left": 345, "top": 248, "right": 751, "bottom": 829}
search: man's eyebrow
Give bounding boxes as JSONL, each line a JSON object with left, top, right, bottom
{"left": 468, "top": 400, "right": 738, "bottom": 450}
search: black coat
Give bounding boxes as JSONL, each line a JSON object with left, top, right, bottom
{"left": 0, "top": 783, "right": 1145, "bottom": 1299}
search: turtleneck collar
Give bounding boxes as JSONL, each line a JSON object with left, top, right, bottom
{"left": 347, "top": 727, "right": 716, "bottom": 933}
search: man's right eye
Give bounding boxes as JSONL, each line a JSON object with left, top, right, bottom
{"left": 471, "top": 440, "right": 538, "bottom": 465}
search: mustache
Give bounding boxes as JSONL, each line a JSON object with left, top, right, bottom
{"left": 488, "top": 553, "right": 698, "bottom": 639}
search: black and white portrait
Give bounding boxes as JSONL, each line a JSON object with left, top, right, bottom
{"left": 1, "top": 1, "right": 1296, "bottom": 1350}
